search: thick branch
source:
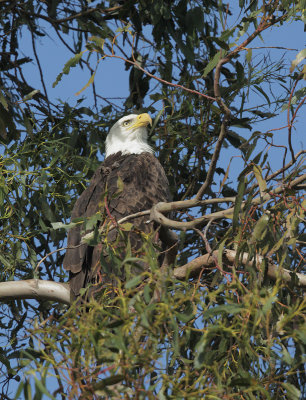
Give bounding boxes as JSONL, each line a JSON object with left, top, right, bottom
{"left": 0, "top": 280, "right": 71, "bottom": 305}
{"left": 173, "top": 249, "right": 306, "bottom": 287}
{"left": 151, "top": 174, "right": 306, "bottom": 230}
{"left": 81, "top": 198, "right": 235, "bottom": 242}
{"left": 1, "top": 243, "right": 304, "bottom": 307}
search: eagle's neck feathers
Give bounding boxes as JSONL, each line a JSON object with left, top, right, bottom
{"left": 105, "top": 136, "right": 153, "bottom": 158}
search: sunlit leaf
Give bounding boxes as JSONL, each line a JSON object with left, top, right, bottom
{"left": 253, "top": 164, "right": 267, "bottom": 196}
{"left": 290, "top": 48, "right": 306, "bottom": 73}
{"left": 75, "top": 72, "right": 96, "bottom": 96}
{"left": 202, "top": 49, "right": 227, "bottom": 77}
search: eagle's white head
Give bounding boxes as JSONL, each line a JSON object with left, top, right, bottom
{"left": 105, "top": 113, "right": 154, "bottom": 158}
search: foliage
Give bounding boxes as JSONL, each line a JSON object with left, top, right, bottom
{"left": 15, "top": 269, "right": 306, "bottom": 399}
{"left": 0, "top": 0, "right": 305, "bottom": 398}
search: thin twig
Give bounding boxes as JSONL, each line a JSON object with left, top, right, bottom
{"left": 102, "top": 53, "right": 216, "bottom": 101}
{"left": 287, "top": 79, "right": 299, "bottom": 162}
{"left": 30, "top": 30, "right": 51, "bottom": 115}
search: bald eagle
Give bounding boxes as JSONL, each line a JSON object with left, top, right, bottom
{"left": 63, "top": 113, "right": 171, "bottom": 299}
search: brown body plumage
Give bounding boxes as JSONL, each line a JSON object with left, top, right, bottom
{"left": 63, "top": 151, "right": 171, "bottom": 298}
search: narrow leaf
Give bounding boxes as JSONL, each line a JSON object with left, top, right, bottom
{"left": 246, "top": 48, "right": 252, "bottom": 63}
{"left": 281, "top": 383, "right": 301, "bottom": 400}
{"left": 33, "top": 376, "right": 56, "bottom": 400}
{"left": 253, "top": 164, "right": 267, "bottom": 196}
{"left": 201, "top": 304, "right": 243, "bottom": 320}
{"left": 290, "top": 48, "right": 306, "bottom": 73}
{"left": 75, "top": 72, "right": 96, "bottom": 96}
{"left": 23, "top": 90, "right": 40, "bottom": 102}
{"left": 125, "top": 275, "right": 142, "bottom": 289}
{"left": 0, "top": 90, "right": 8, "bottom": 110}
{"left": 202, "top": 50, "right": 226, "bottom": 77}
{"left": 53, "top": 51, "right": 85, "bottom": 88}
{"left": 233, "top": 177, "right": 246, "bottom": 230}
{"left": 251, "top": 213, "right": 269, "bottom": 241}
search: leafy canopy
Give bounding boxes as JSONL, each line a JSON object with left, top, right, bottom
{"left": 0, "top": 1, "right": 305, "bottom": 399}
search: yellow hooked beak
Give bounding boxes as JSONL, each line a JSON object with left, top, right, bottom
{"left": 128, "top": 113, "right": 152, "bottom": 130}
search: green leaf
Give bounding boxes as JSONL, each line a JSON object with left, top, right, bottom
{"left": 219, "top": 27, "right": 235, "bottom": 42}
{"left": 88, "top": 36, "right": 105, "bottom": 49}
{"left": 51, "top": 221, "right": 79, "bottom": 230}
{"left": 218, "top": 238, "right": 226, "bottom": 271}
{"left": 33, "top": 376, "right": 56, "bottom": 400}
{"left": 120, "top": 222, "right": 133, "bottom": 231}
{"left": 14, "top": 381, "right": 24, "bottom": 400}
{"left": 233, "top": 177, "right": 246, "bottom": 230}
{"left": 202, "top": 49, "right": 227, "bottom": 77}
{"left": 281, "top": 345, "right": 294, "bottom": 365}
{"left": 290, "top": 48, "right": 306, "bottom": 73}
{"left": 116, "top": 176, "right": 124, "bottom": 194}
{"left": 22, "top": 90, "right": 40, "bottom": 102}
{"left": 201, "top": 304, "right": 243, "bottom": 320}
{"left": 251, "top": 213, "right": 270, "bottom": 242}
{"left": 23, "top": 379, "right": 32, "bottom": 400}
{"left": 150, "top": 109, "right": 164, "bottom": 135}
{"left": 125, "top": 275, "right": 142, "bottom": 289}
{"left": 0, "top": 253, "right": 11, "bottom": 268}
{"left": 83, "top": 213, "right": 101, "bottom": 232}
{"left": 185, "top": 7, "right": 204, "bottom": 32}
{"left": 143, "top": 284, "right": 152, "bottom": 304}
{"left": 268, "top": 235, "right": 285, "bottom": 255}
{"left": 211, "top": 37, "right": 230, "bottom": 50}
{"left": 252, "top": 150, "right": 263, "bottom": 165}
{"left": 94, "top": 375, "right": 125, "bottom": 390}
{"left": 262, "top": 295, "right": 277, "bottom": 314}
{"left": 75, "top": 71, "right": 96, "bottom": 96}
{"left": 295, "top": 326, "right": 306, "bottom": 345}
{"left": 281, "top": 383, "right": 301, "bottom": 400}
{"left": 175, "top": 300, "right": 195, "bottom": 323}
{"left": 230, "top": 376, "right": 252, "bottom": 386}
{"left": 254, "top": 84, "right": 271, "bottom": 105}
{"left": 53, "top": 51, "right": 86, "bottom": 88}
{"left": 246, "top": 48, "right": 252, "bottom": 63}
{"left": 253, "top": 164, "right": 267, "bottom": 196}
{"left": 226, "top": 130, "right": 246, "bottom": 148}
{"left": 0, "top": 90, "right": 8, "bottom": 110}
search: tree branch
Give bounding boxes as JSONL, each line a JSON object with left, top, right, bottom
{"left": 24, "top": 6, "right": 122, "bottom": 25}
{"left": 173, "top": 249, "right": 306, "bottom": 287}
{"left": 0, "top": 280, "right": 71, "bottom": 305}
{"left": 150, "top": 173, "right": 306, "bottom": 230}
{"left": 100, "top": 53, "right": 216, "bottom": 101}
{"left": 1, "top": 244, "right": 304, "bottom": 307}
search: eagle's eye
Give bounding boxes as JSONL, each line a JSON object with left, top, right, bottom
{"left": 122, "top": 120, "right": 131, "bottom": 127}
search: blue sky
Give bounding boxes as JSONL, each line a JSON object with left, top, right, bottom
{"left": 19, "top": 8, "right": 305, "bottom": 182}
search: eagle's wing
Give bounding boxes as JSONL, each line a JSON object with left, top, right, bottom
{"left": 64, "top": 152, "right": 171, "bottom": 298}
{"left": 63, "top": 166, "right": 104, "bottom": 273}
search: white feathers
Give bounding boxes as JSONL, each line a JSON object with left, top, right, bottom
{"left": 105, "top": 114, "right": 154, "bottom": 158}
